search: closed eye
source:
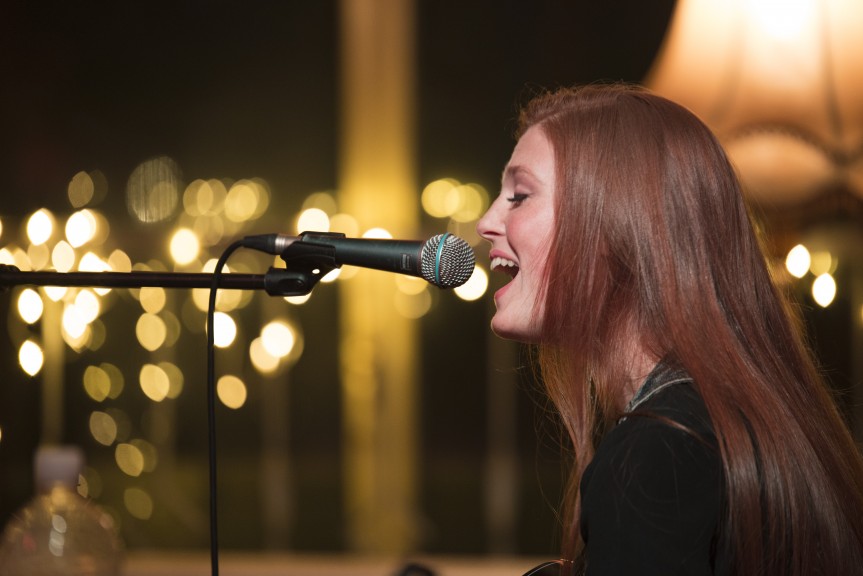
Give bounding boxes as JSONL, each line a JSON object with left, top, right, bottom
{"left": 507, "top": 193, "right": 528, "bottom": 206}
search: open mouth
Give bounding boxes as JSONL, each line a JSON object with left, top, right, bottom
{"left": 491, "top": 256, "right": 519, "bottom": 279}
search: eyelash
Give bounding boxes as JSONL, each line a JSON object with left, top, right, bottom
{"left": 507, "top": 193, "right": 528, "bottom": 206}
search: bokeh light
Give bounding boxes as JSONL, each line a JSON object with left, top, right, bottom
{"left": 65, "top": 209, "right": 98, "bottom": 248}
{"left": 260, "top": 320, "right": 296, "bottom": 358}
{"left": 213, "top": 312, "right": 237, "bottom": 348}
{"left": 169, "top": 228, "right": 200, "bottom": 265}
{"left": 27, "top": 243, "right": 50, "bottom": 270}
{"left": 454, "top": 266, "right": 489, "bottom": 302}
{"left": 217, "top": 375, "right": 247, "bottom": 409}
{"left": 89, "top": 411, "right": 118, "bottom": 446}
{"left": 115, "top": 443, "right": 145, "bottom": 477}
{"left": 250, "top": 337, "right": 280, "bottom": 374}
{"left": 124, "top": 487, "right": 154, "bottom": 520}
{"left": 812, "top": 273, "right": 836, "bottom": 307}
{"left": 17, "top": 288, "right": 44, "bottom": 324}
{"left": 52, "top": 241, "right": 76, "bottom": 272}
{"left": 19, "top": 340, "right": 44, "bottom": 376}
{"left": 422, "top": 178, "right": 460, "bottom": 218}
{"left": 68, "top": 171, "right": 95, "bottom": 208}
{"left": 127, "top": 156, "right": 182, "bottom": 223}
{"left": 27, "top": 209, "right": 54, "bottom": 245}
{"left": 296, "top": 208, "right": 330, "bottom": 233}
{"left": 809, "top": 250, "right": 835, "bottom": 276}
{"left": 136, "top": 313, "right": 167, "bottom": 351}
{"left": 83, "top": 365, "right": 112, "bottom": 402}
{"left": 394, "top": 289, "right": 432, "bottom": 319}
{"left": 159, "top": 361, "right": 184, "bottom": 399}
{"left": 139, "top": 364, "right": 170, "bottom": 402}
{"left": 139, "top": 287, "right": 167, "bottom": 314}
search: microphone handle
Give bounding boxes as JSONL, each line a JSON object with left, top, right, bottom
{"left": 299, "top": 233, "right": 425, "bottom": 277}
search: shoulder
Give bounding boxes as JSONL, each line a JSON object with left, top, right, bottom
{"left": 585, "top": 382, "right": 719, "bottom": 508}
{"left": 580, "top": 382, "right": 725, "bottom": 574}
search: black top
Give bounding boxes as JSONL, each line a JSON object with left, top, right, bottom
{"left": 579, "top": 364, "right": 728, "bottom": 575}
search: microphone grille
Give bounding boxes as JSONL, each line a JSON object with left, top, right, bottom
{"left": 420, "top": 233, "right": 476, "bottom": 288}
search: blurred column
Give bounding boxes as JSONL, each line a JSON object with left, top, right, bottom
{"left": 41, "top": 298, "right": 65, "bottom": 444}
{"left": 339, "top": 0, "right": 419, "bottom": 554}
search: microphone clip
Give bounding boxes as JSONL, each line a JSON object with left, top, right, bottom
{"left": 263, "top": 233, "right": 343, "bottom": 296}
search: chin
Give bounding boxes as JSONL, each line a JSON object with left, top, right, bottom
{"left": 490, "top": 319, "right": 541, "bottom": 344}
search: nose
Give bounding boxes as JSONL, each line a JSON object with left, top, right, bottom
{"left": 476, "top": 197, "right": 504, "bottom": 241}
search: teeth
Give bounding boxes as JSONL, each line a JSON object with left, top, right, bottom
{"left": 491, "top": 257, "right": 519, "bottom": 275}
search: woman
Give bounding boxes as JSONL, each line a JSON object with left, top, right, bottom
{"left": 477, "top": 84, "right": 863, "bottom": 575}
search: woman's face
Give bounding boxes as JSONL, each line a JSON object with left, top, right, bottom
{"left": 477, "top": 125, "right": 556, "bottom": 342}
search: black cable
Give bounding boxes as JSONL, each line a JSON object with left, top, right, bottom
{"left": 207, "top": 240, "right": 244, "bottom": 576}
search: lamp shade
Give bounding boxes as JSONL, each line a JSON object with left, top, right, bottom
{"left": 646, "top": 0, "right": 863, "bottom": 208}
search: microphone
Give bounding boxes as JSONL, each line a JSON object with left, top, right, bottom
{"left": 242, "top": 231, "right": 475, "bottom": 289}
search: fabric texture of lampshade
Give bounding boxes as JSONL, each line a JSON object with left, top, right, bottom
{"left": 646, "top": 0, "right": 863, "bottom": 209}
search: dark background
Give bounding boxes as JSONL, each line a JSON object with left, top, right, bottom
{"left": 11, "top": 0, "right": 848, "bottom": 559}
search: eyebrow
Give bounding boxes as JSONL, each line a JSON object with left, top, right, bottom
{"left": 501, "top": 164, "right": 543, "bottom": 186}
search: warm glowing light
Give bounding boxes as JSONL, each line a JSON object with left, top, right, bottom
{"left": 284, "top": 293, "right": 312, "bottom": 305}
{"left": 127, "top": 156, "right": 181, "bottom": 223}
{"left": 329, "top": 213, "right": 360, "bottom": 238}
{"left": 809, "top": 250, "right": 834, "bottom": 276}
{"left": 89, "top": 411, "right": 118, "bottom": 446}
{"left": 124, "top": 487, "right": 153, "bottom": 520}
{"left": 785, "top": 244, "right": 811, "bottom": 278}
{"left": 0, "top": 248, "right": 12, "bottom": 265}
{"left": 170, "top": 228, "right": 200, "bottom": 265}
{"left": 139, "top": 363, "right": 170, "bottom": 402}
{"left": 63, "top": 303, "right": 89, "bottom": 339}
{"left": 74, "top": 289, "right": 101, "bottom": 324}
{"left": 79, "top": 251, "right": 110, "bottom": 272}
{"left": 108, "top": 249, "right": 132, "bottom": 273}
{"left": 320, "top": 268, "right": 341, "bottom": 283}
{"left": 261, "top": 321, "right": 296, "bottom": 358}
{"left": 812, "top": 273, "right": 836, "bottom": 307}
{"left": 101, "top": 363, "right": 125, "bottom": 399}
{"left": 212, "top": 312, "right": 237, "bottom": 348}
{"left": 394, "top": 289, "right": 432, "bottom": 319}
{"left": 136, "top": 313, "right": 167, "bottom": 351}
{"left": 132, "top": 439, "right": 158, "bottom": 473}
{"left": 68, "top": 171, "right": 95, "bottom": 208}
{"left": 363, "top": 227, "right": 392, "bottom": 239}
{"left": 159, "top": 361, "right": 184, "bottom": 399}
{"left": 395, "top": 275, "right": 427, "bottom": 296}
{"left": 450, "top": 183, "right": 489, "bottom": 223}
{"left": 139, "top": 287, "right": 167, "bottom": 314}
{"left": 422, "top": 178, "right": 460, "bottom": 218}
{"left": 17, "top": 288, "right": 44, "bottom": 324}
{"left": 83, "top": 365, "right": 112, "bottom": 402}
{"left": 250, "top": 337, "right": 280, "bottom": 374}
{"left": 454, "top": 266, "right": 489, "bottom": 302}
{"left": 224, "top": 180, "right": 260, "bottom": 222}
{"left": 27, "top": 209, "right": 54, "bottom": 245}
{"left": 115, "top": 443, "right": 145, "bottom": 477}
{"left": 27, "top": 244, "right": 49, "bottom": 270}
{"left": 217, "top": 375, "right": 247, "bottom": 409}
{"left": 747, "top": 0, "right": 814, "bottom": 40}
{"left": 19, "top": 340, "right": 44, "bottom": 376}
{"left": 52, "top": 241, "right": 76, "bottom": 272}
{"left": 296, "top": 208, "right": 330, "bottom": 233}
{"left": 65, "top": 210, "right": 97, "bottom": 248}
{"left": 301, "top": 191, "right": 338, "bottom": 214}
{"left": 43, "top": 286, "right": 67, "bottom": 302}
{"left": 0, "top": 217, "right": 3, "bottom": 240}
{"left": 184, "top": 178, "right": 227, "bottom": 217}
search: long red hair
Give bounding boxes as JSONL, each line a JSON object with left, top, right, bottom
{"left": 521, "top": 84, "right": 863, "bottom": 574}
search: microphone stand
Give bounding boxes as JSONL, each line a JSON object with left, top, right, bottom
{"left": 0, "top": 253, "right": 337, "bottom": 576}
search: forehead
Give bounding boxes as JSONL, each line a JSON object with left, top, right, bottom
{"left": 502, "top": 126, "right": 554, "bottom": 185}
